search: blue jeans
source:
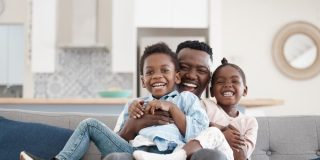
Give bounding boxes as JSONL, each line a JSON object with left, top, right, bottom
{"left": 56, "top": 118, "right": 134, "bottom": 160}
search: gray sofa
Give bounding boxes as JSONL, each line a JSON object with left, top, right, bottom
{"left": 251, "top": 116, "right": 320, "bottom": 160}
{"left": 1, "top": 108, "right": 320, "bottom": 160}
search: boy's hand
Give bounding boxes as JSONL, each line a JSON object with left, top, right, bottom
{"left": 145, "top": 100, "right": 173, "bottom": 115}
{"left": 223, "top": 124, "right": 246, "bottom": 152}
{"left": 119, "top": 110, "right": 173, "bottom": 141}
{"left": 128, "top": 99, "right": 145, "bottom": 119}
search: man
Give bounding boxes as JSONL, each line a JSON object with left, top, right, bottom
{"left": 107, "top": 40, "right": 226, "bottom": 160}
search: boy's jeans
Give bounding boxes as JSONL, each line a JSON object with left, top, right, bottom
{"left": 56, "top": 118, "right": 134, "bottom": 160}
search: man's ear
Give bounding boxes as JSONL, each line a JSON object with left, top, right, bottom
{"left": 140, "top": 75, "right": 146, "bottom": 88}
{"left": 243, "top": 85, "right": 248, "bottom": 96}
{"left": 175, "top": 72, "right": 181, "bottom": 84}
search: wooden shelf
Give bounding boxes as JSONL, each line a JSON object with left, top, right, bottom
{"left": 0, "top": 98, "right": 284, "bottom": 108}
{"left": 239, "top": 98, "right": 284, "bottom": 108}
{"left": 0, "top": 98, "right": 128, "bottom": 105}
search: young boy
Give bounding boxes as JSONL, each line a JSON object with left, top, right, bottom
{"left": 115, "top": 42, "right": 209, "bottom": 156}
{"left": 20, "top": 42, "right": 209, "bottom": 160}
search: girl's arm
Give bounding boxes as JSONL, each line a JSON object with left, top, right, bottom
{"left": 227, "top": 117, "right": 258, "bottom": 160}
{"left": 241, "top": 118, "right": 259, "bottom": 158}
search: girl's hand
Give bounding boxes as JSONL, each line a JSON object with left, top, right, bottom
{"left": 223, "top": 124, "right": 246, "bottom": 152}
{"left": 128, "top": 99, "right": 145, "bottom": 119}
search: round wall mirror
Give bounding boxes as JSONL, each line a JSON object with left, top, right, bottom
{"left": 273, "top": 21, "right": 320, "bottom": 80}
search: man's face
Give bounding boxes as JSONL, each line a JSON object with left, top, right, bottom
{"left": 177, "top": 48, "right": 211, "bottom": 98}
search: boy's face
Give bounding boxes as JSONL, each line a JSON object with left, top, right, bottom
{"left": 177, "top": 48, "right": 211, "bottom": 98}
{"left": 210, "top": 65, "right": 247, "bottom": 107}
{"left": 141, "top": 53, "right": 181, "bottom": 99}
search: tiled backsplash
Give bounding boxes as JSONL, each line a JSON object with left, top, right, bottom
{"left": 33, "top": 48, "right": 133, "bottom": 98}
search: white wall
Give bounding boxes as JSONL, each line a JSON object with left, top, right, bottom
{"left": 219, "top": 0, "right": 320, "bottom": 116}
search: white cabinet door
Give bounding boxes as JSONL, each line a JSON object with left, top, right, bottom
{"left": 8, "top": 25, "right": 24, "bottom": 85}
{"left": 0, "top": 25, "right": 24, "bottom": 85}
{"left": 112, "top": 0, "right": 136, "bottom": 72}
{"left": 135, "top": 0, "right": 172, "bottom": 28}
{"left": 172, "top": 0, "right": 208, "bottom": 28}
{"left": 0, "top": 26, "right": 9, "bottom": 84}
{"left": 32, "top": 0, "right": 56, "bottom": 73}
{"left": 135, "top": 0, "right": 208, "bottom": 28}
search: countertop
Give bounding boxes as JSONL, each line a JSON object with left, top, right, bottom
{"left": 239, "top": 98, "right": 284, "bottom": 108}
{"left": 0, "top": 98, "right": 128, "bottom": 105}
{"left": 0, "top": 98, "right": 284, "bottom": 107}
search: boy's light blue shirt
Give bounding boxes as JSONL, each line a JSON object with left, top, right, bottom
{"left": 118, "top": 90, "right": 209, "bottom": 151}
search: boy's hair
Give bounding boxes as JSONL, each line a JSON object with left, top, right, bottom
{"left": 176, "top": 40, "right": 213, "bottom": 62}
{"left": 140, "top": 42, "right": 179, "bottom": 75}
{"left": 211, "top": 57, "right": 247, "bottom": 85}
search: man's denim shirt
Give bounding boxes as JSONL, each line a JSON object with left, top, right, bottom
{"left": 118, "top": 90, "right": 209, "bottom": 151}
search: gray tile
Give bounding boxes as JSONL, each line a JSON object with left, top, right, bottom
{"left": 34, "top": 48, "right": 133, "bottom": 98}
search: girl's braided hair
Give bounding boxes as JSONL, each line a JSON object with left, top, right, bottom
{"left": 211, "top": 57, "right": 247, "bottom": 85}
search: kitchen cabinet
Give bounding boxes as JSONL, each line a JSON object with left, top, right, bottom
{"left": 57, "top": 0, "right": 112, "bottom": 49}
{"left": 32, "top": 0, "right": 56, "bottom": 73}
{"left": 111, "top": 0, "right": 136, "bottom": 73}
{"left": 0, "top": 0, "right": 28, "bottom": 24}
{"left": 32, "top": 0, "right": 112, "bottom": 73}
{"left": 0, "top": 25, "right": 24, "bottom": 85}
{"left": 135, "top": 0, "right": 208, "bottom": 28}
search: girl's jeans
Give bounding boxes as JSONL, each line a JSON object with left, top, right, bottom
{"left": 55, "top": 118, "right": 134, "bottom": 160}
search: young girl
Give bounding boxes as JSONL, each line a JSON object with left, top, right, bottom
{"left": 133, "top": 58, "right": 258, "bottom": 160}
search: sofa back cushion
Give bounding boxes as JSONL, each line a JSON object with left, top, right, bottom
{"left": 251, "top": 116, "right": 320, "bottom": 160}
{"left": 0, "top": 117, "right": 73, "bottom": 160}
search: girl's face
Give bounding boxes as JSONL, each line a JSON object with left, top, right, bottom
{"left": 141, "top": 53, "right": 181, "bottom": 99}
{"left": 210, "top": 65, "right": 247, "bottom": 108}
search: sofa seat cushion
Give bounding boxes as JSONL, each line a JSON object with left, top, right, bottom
{"left": 0, "top": 117, "right": 73, "bottom": 159}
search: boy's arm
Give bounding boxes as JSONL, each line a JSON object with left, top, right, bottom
{"left": 181, "top": 92, "right": 209, "bottom": 141}
{"left": 167, "top": 101, "right": 187, "bottom": 135}
{"left": 118, "top": 111, "right": 173, "bottom": 141}
{"left": 145, "top": 100, "right": 187, "bottom": 135}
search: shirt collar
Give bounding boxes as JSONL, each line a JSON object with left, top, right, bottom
{"left": 144, "top": 90, "right": 179, "bottom": 102}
